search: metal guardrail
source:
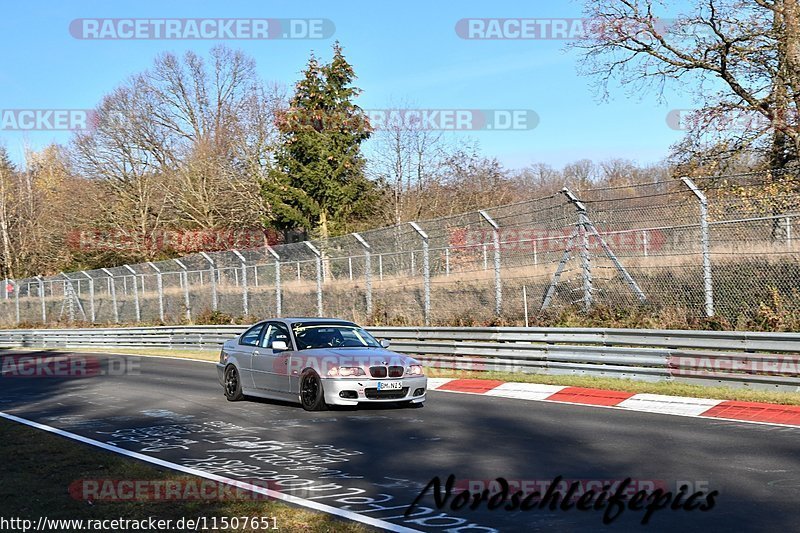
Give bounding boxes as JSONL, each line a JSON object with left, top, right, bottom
{"left": 0, "top": 326, "right": 798, "bottom": 391}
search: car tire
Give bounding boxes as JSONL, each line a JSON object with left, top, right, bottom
{"left": 224, "top": 365, "right": 244, "bottom": 402}
{"left": 300, "top": 370, "right": 327, "bottom": 411}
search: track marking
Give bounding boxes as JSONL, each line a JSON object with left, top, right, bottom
{"left": 428, "top": 382, "right": 800, "bottom": 429}
{"left": 0, "top": 412, "right": 421, "bottom": 533}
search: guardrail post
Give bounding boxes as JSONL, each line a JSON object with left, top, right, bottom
{"left": 174, "top": 259, "right": 191, "bottom": 322}
{"left": 353, "top": 233, "right": 372, "bottom": 317}
{"left": 480, "top": 210, "right": 502, "bottom": 317}
{"left": 409, "top": 222, "right": 431, "bottom": 325}
{"left": 305, "top": 242, "right": 323, "bottom": 316}
{"left": 80, "top": 271, "right": 95, "bottom": 323}
{"left": 232, "top": 250, "right": 248, "bottom": 317}
{"left": 101, "top": 268, "right": 119, "bottom": 323}
{"left": 682, "top": 177, "right": 714, "bottom": 317}
{"left": 122, "top": 265, "right": 141, "bottom": 322}
{"left": 266, "top": 246, "right": 281, "bottom": 316}
{"left": 147, "top": 262, "right": 165, "bottom": 323}
{"left": 36, "top": 275, "right": 46, "bottom": 323}
{"left": 199, "top": 252, "right": 218, "bottom": 312}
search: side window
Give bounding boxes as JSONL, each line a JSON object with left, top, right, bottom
{"left": 239, "top": 323, "right": 265, "bottom": 347}
{"left": 263, "top": 322, "right": 291, "bottom": 349}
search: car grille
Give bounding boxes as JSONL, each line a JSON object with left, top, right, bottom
{"left": 369, "top": 366, "right": 404, "bottom": 378}
{"left": 364, "top": 387, "right": 409, "bottom": 400}
{"left": 369, "top": 366, "right": 387, "bottom": 378}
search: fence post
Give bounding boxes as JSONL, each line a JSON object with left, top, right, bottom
{"left": 101, "top": 268, "right": 119, "bottom": 323}
{"left": 80, "top": 271, "right": 95, "bottom": 323}
{"left": 147, "top": 262, "right": 165, "bottom": 323}
{"left": 13, "top": 280, "right": 19, "bottom": 325}
{"left": 36, "top": 275, "right": 46, "bottom": 323}
{"left": 199, "top": 252, "right": 218, "bottom": 312}
{"left": 523, "top": 285, "right": 529, "bottom": 328}
{"left": 353, "top": 233, "right": 372, "bottom": 317}
{"left": 266, "top": 246, "right": 281, "bottom": 316}
{"left": 562, "top": 189, "right": 593, "bottom": 311}
{"left": 122, "top": 265, "right": 141, "bottom": 322}
{"left": 480, "top": 210, "right": 502, "bottom": 317}
{"left": 232, "top": 250, "right": 248, "bottom": 317}
{"left": 174, "top": 259, "right": 191, "bottom": 322}
{"left": 786, "top": 216, "right": 793, "bottom": 249}
{"left": 409, "top": 222, "right": 431, "bottom": 325}
{"left": 682, "top": 177, "right": 714, "bottom": 317}
{"left": 305, "top": 242, "right": 323, "bottom": 316}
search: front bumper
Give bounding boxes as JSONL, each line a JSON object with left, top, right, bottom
{"left": 322, "top": 376, "right": 427, "bottom": 405}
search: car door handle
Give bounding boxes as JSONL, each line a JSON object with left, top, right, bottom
{"left": 253, "top": 350, "right": 260, "bottom": 356}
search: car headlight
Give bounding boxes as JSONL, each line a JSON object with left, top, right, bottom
{"left": 220, "top": 351, "right": 229, "bottom": 364}
{"left": 406, "top": 364, "right": 424, "bottom": 376}
{"left": 327, "top": 366, "right": 366, "bottom": 377}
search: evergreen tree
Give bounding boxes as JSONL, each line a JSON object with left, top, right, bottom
{"left": 262, "top": 42, "right": 379, "bottom": 239}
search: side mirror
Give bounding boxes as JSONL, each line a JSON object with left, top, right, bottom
{"left": 380, "top": 339, "right": 391, "bottom": 348}
{"left": 272, "top": 340, "right": 288, "bottom": 352}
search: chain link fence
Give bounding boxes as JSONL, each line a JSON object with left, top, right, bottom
{"left": 2, "top": 171, "right": 799, "bottom": 327}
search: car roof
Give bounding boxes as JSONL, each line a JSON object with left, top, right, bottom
{"left": 272, "top": 317, "right": 359, "bottom": 326}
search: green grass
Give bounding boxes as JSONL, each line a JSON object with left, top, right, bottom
{"left": 0, "top": 418, "right": 372, "bottom": 532}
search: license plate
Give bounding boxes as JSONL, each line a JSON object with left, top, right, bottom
{"left": 377, "top": 381, "right": 402, "bottom": 390}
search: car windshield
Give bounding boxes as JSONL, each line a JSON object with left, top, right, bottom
{"left": 292, "top": 324, "right": 382, "bottom": 350}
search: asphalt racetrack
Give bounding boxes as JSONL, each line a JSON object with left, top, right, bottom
{"left": 1, "top": 351, "right": 799, "bottom": 532}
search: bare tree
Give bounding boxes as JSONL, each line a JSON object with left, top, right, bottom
{"left": 367, "top": 101, "right": 449, "bottom": 224}
{"left": 71, "top": 46, "right": 280, "bottom": 261}
{"left": 575, "top": 0, "right": 800, "bottom": 171}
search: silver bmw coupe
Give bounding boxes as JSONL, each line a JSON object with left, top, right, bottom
{"left": 216, "top": 318, "right": 427, "bottom": 410}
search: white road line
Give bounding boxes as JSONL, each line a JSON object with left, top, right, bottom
{"left": 0, "top": 411, "right": 422, "bottom": 533}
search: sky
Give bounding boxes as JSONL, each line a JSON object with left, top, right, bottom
{"left": 0, "top": 0, "right": 698, "bottom": 170}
